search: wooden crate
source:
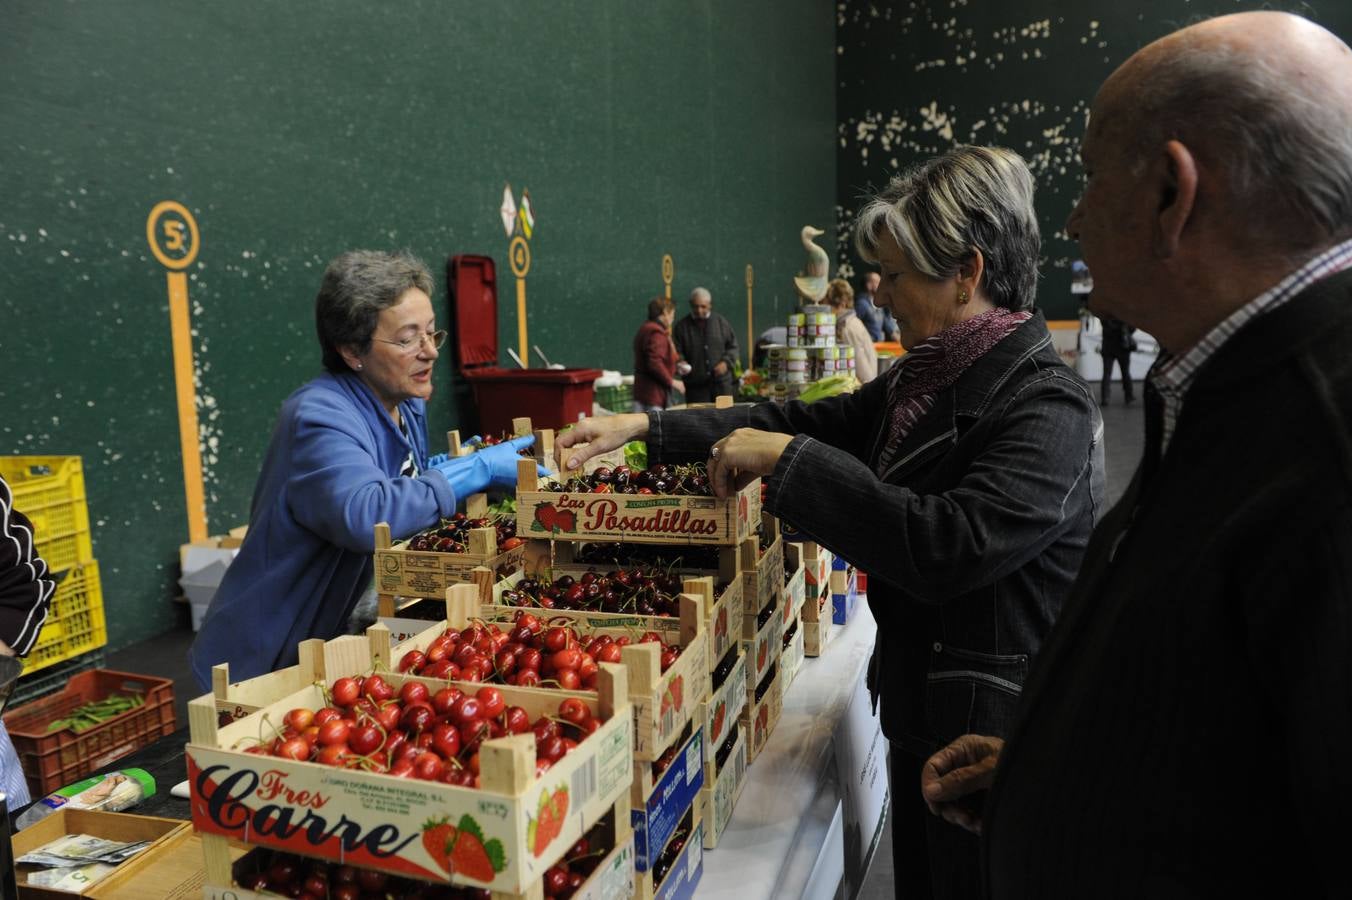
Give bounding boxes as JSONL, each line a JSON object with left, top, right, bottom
{"left": 632, "top": 811, "right": 703, "bottom": 900}
{"left": 698, "top": 722, "right": 748, "bottom": 850}
{"left": 803, "top": 619, "right": 833, "bottom": 657}
{"left": 13, "top": 810, "right": 188, "bottom": 899}
{"left": 801, "top": 542, "right": 834, "bottom": 595}
{"left": 186, "top": 630, "right": 634, "bottom": 896}
{"left": 207, "top": 805, "right": 635, "bottom": 900}
{"left": 373, "top": 493, "right": 527, "bottom": 616}
{"left": 490, "top": 563, "right": 745, "bottom": 671}
{"left": 740, "top": 594, "right": 784, "bottom": 687}
{"left": 515, "top": 460, "right": 761, "bottom": 547}
{"left": 630, "top": 726, "right": 704, "bottom": 872}
{"left": 801, "top": 571, "right": 832, "bottom": 625}
{"left": 780, "top": 616, "right": 806, "bottom": 688}
{"left": 741, "top": 663, "right": 784, "bottom": 765}
{"left": 702, "top": 647, "right": 747, "bottom": 765}
{"left": 739, "top": 518, "right": 784, "bottom": 617}
{"left": 783, "top": 542, "right": 807, "bottom": 625}
{"left": 448, "top": 416, "right": 555, "bottom": 467}
{"left": 380, "top": 585, "right": 710, "bottom": 763}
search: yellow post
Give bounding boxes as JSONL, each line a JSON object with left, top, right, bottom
{"left": 146, "top": 201, "right": 207, "bottom": 543}
{"left": 509, "top": 235, "right": 532, "bottom": 366}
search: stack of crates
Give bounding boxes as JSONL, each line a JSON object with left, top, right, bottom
{"left": 0, "top": 456, "right": 106, "bottom": 683}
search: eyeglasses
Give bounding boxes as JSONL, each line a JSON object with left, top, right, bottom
{"left": 373, "top": 330, "right": 448, "bottom": 354}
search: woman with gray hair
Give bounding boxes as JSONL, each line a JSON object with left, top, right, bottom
{"left": 189, "top": 250, "right": 536, "bottom": 688}
{"left": 558, "top": 146, "right": 1102, "bottom": 900}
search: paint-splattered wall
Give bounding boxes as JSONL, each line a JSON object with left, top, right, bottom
{"left": 835, "top": 1, "right": 1352, "bottom": 317}
{"left": 0, "top": 1, "right": 836, "bottom": 650}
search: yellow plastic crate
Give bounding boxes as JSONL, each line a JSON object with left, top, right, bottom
{"left": 0, "top": 456, "right": 93, "bottom": 572}
{"left": 22, "top": 559, "right": 107, "bottom": 676}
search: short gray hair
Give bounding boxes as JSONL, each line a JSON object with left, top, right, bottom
{"left": 854, "top": 146, "right": 1040, "bottom": 311}
{"left": 1122, "top": 44, "right": 1352, "bottom": 255}
{"left": 316, "top": 250, "right": 434, "bottom": 373}
{"left": 689, "top": 287, "right": 711, "bottom": 304}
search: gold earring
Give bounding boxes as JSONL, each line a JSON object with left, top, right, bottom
{"left": 958, "top": 289, "right": 969, "bottom": 303}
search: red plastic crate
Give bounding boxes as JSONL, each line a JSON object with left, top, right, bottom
{"left": 3, "top": 669, "right": 176, "bottom": 797}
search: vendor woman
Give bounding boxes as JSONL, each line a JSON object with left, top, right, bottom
{"left": 557, "top": 147, "right": 1103, "bottom": 900}
{"left": 189, "top": 250, "right": 534, "bottom": 689}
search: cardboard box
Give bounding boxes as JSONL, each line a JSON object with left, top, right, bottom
{"left": 631, "top": 727, "right": 704, "bottom": 872}
{"left": 178, "top": 529, "right": 244, "bottom": 631}
{"left": 832, "top": 568, "right": 859, "bottom": 626}
{"left": 13, "top": 809, "right": 189, "bottom": 898}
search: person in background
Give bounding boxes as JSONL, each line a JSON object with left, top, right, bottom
{"left": 0, "top": 473, "right": 57, "bottom": 807}
{"left": 632, "top": 296, "right": 684, "bottom": 412}
{"left": 189, "top": 250, "right": 539, "bottom": 688}
{"left": 1096, "top": 313, "right": 1136, "bottom": 404}
{"left": 857, "top": 269, "right": 901, "bottom": 342}
{"left": 558, "top": 146, "right": 1102, "bottom": 900}
{"left": 824, "top": 277, "right": 879, "bottom": 382}
{"left": 672, "top": 287, "right": 739, "bottom": 402}
{"left": 922, "top": 12, "right": 1352, "bottom": 898}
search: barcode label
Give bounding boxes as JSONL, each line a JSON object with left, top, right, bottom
{"left": 685, "top": 733, "right": 701, "bottom": 785}
{"left": 572, "top": 754, "right": 598, "bottom": 808}
{"left": 734, "top": 739, "right": 747, "bottom": 784}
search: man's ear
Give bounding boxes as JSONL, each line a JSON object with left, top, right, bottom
{"left": 1155, "top": 140, "right": 1197, "bottom": 258}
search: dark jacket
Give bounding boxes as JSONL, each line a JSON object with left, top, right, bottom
{"left": 650, "top": 311, "right": 1103, "bottom": 754}
{"left": 633, "top": 319, "right": 677, "bottom": 408}
{"left": 1099, "top": 315, "right": 1136, "bottom": 356}
{"left": 0, "top": 474, "right": 55, "bottom": 656}
{"left": 984, "top": 272, "right": 1352, "bottom": 899}
{"left": 672, "top": 312, "right": 738, "bottom": 400}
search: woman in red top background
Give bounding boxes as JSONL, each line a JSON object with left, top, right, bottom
{"left": 632, "top": 296, "right": 685, "bottom": 411}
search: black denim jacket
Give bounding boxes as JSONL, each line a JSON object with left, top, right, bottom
{"left": 649, "top": 311, "right": 1103, "bottom": 755}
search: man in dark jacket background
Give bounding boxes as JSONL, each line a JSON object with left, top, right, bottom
{"left": 922, "top": 11, "right": 1352, "bottom": 898}
{"left": 672, "top": 287, "right": 739, "bottom": 402}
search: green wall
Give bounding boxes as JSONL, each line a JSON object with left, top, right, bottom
{"left": 835, "top": 0, "right": 1352, "bottom": 319}
{"left": 1, "top": 1, "right": 837, "bottom": 649}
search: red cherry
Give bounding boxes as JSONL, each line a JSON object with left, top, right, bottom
{"left": 400, "top": 703, "right": 435, "bottom": 735}
{"left": 317, "top": 719, "right": 351, "bottom": 747}
{"left": 555, "top": 668, "right": 581, "bottom": 691}
{"left": 476, "top": 686, "right": 506, "bottom": 719}
{"left": 398, "top": 649, "right": 426, "bottom": 673}
{"left": 431, "top": 722, "right": 462, "bottom": 759}
{"left": 276, "top": 736, "right": 310, "bottom": 760}
{"left": 284, "top": 708, "right": 315, "bottom": 732}
{"left": 432, "top": 686, "right": 463, "bottom": 716}
{"left": 505, "top": 706, "right": 531, "bottom": 734}
{"left": 454, "top": 696, "right": 483, "bottom": 726}
{"left": 558, "top": 697, "right": 591, "bottom": 726}
{"left": 331, "top": 677, "right": 360, "bottom": 708}
{"left": 399, "top": 680, "right": 430, "bottom": 706}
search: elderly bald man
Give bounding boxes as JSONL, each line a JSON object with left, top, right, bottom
{"left": 922, "top": 12, "right": 1352, "bottom": 898}
{"left": 672, "top": 287, "right": 739, "bottom": 402}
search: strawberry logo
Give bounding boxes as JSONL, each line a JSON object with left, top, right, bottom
{"left": 711, "top": 700, "right": 726, "bottom": 743}
{"left": 532, "top": 503, "right": 578, "bottom": 534}
{"left": 527, "top": 785, "right": 570, "bottom": 857}
{"left": 757, "top": 638, "right": 768, "bottom": 671}
{"left": 422, "top": 815, "right": 506, "bottom": 882}
{"left": 714, "top": 607, "right": 727, "bottom": 640}
{"left": 659, "top": 674, "right": 685, "bottom": 721}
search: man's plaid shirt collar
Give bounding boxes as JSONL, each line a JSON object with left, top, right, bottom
{"left": 1149, "top": 237, "right": 1352, "bottom": 450}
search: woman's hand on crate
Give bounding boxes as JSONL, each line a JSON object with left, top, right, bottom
{"left": 556, "top": 414, "right": 649, "bottom": 473}
{"left": 707, "top": 429, "right": 793, "bottom": 498}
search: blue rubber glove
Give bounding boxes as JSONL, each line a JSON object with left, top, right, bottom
{"left": 429, "top": 434, "right": 548, "bottom": 496}
{"left": 428, "top": 436, "right": 482, "bottom": 468}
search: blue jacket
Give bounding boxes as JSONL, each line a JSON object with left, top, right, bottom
{"left": 189, "top": 372, "right": 456, "bottom": 689}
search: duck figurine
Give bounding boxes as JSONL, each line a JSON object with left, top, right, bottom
{"left": 793, "top": 225, "right": 829, "bottom": 303}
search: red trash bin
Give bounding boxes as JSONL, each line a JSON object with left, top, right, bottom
{"left": 448, "top": 254, "right": 602, "bottom": 436}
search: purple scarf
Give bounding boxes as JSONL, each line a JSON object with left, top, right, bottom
{"left": 875, "top": 307, "right": 1032, "bottom": 475}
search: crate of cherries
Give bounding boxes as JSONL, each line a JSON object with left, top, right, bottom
{"left": 515, "top": 459, "right": 760, "bottom": 546}
{"left": 381, "top": 587, "right": 710, "bottom": 763}
{"left": 187, "top": 647, "right": 633, "bottom": 895}
{"left": 375, "top": 495, "right": 528, "bottom": 598}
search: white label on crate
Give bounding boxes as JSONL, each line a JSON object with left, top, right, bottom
{"left": 572, "top": 754, "right": 599, "bottom": 809}
{"left": 685, "top": 733, "right": 701, "bottom": 786}
{"left": 687, "top": 832, "right": 703, "bottom": 881}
